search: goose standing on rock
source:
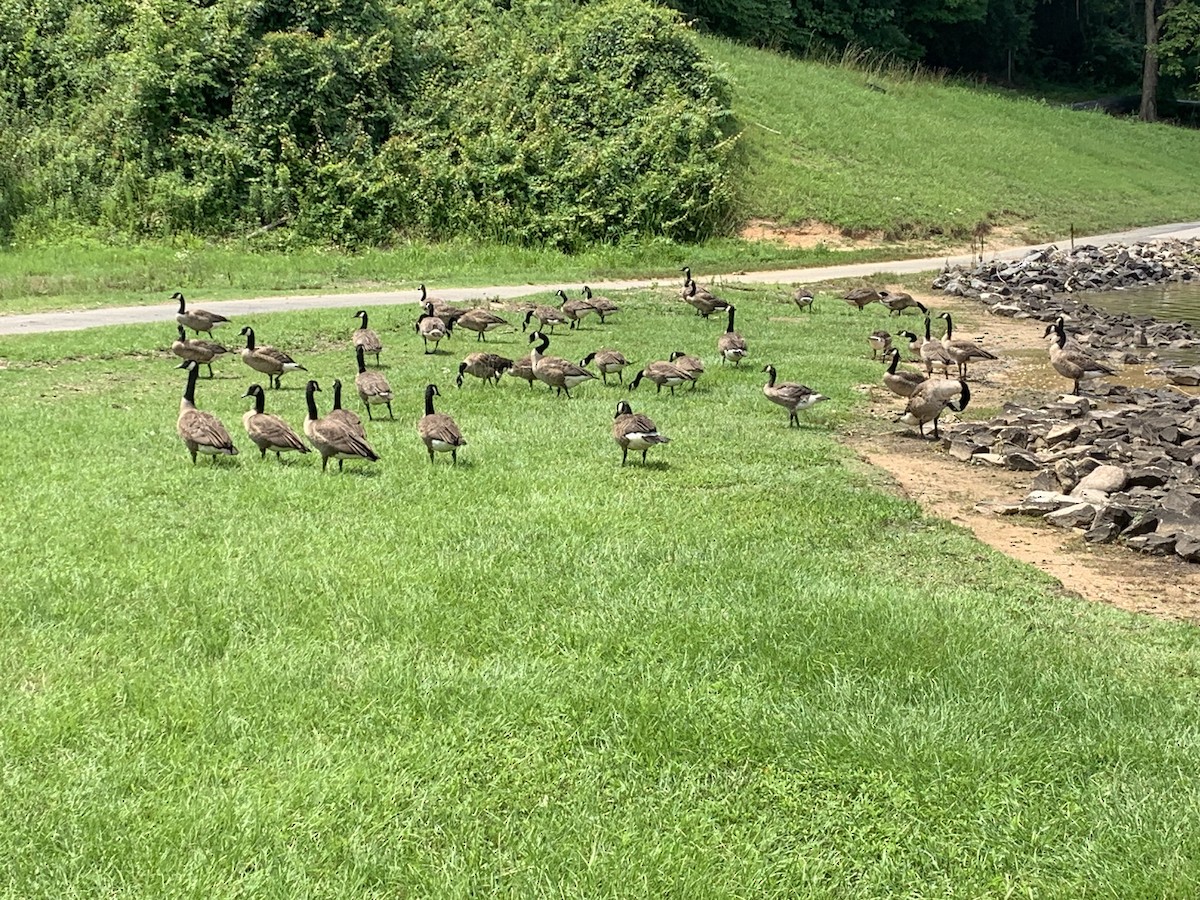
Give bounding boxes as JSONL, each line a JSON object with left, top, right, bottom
{"left": 898, "top": 378, "right": 971, "bottom": 439}
{"left": 303, "top": 380, "right": 380, "bottom": 472}
{"left": 176, "top": 360, "right": 237, "bottom": 464}
{"left": 630, "top": 360, "right": 695, "bottom": 395}
{"left": 172, "top": 325, "right": 230, "bottom": 378}
{"left": 882, "top": 348, "right": 928, "bottom": 398}
{"left": 173, "top": 292, "right": 230, "bottom": 337}
{"left": 528, "top": 331, "right": 596, "bottom": 397}
{"left": 415, "top": 304, "right": 451, "bottom": 354}
{"left": 355, "top": 345, "right": 394, "bottom": 420}
{"left": 761, "top": 365, "right": 829, "bottom": 427}
{"left": 241, "top": 383, "right": 309, "bottom": 460}
{"left": 352, "top": 310, "right": 383, "bottom": 366}
{"left": 612, "top": 400, "right": 671, "bottom": 466}
{"left": 582, "top": 286, "right": 620, "bottom": 323}
{"left": 581, "top": 349, "right": 630, "bottom": 385}
{"left": 937, "top": 311, "right": 997, "bottom": 379}
{"left": 717, "top": 305, "right": 748, "bottom": 366}
{"left": 1046, "top": 316, "right": 1116, "bottom": 394}
{"left": 878, "top": 290, "right": 927, "bottom": 316}
{"left": 418, "top": 384, "right": 468, "bottom": 464}
{"left": 239, "top": 326, "right": 307, "bottom": 389}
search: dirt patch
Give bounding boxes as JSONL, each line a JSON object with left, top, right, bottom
{"left": 843, "top": 289, "right": 1200, "bottom": 625}
{"left": 738, "top": 219, "right": 893, "bottom": 250}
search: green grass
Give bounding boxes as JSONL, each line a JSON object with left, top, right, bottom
{"left": 704, "top": 36, "right": 1200, "bottom": 242}
{"left": 2, "top": 288, "right": 1200, "bottom": 896}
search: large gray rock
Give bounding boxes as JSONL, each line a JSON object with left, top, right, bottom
{"left": 1045, "top": 503, "right": 1098, "bottom": 529}
{"left": 1072, "top": 465, "right": 1128, "bottom": 496}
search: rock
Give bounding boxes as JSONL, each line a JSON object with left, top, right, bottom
{"left": 1121, "top": 511, "right": 1161, "bottom": 539}
{"left": 949, "top": 440, "right": 982, "bottom": 462}
{"left": 1092, "top": 504, "right": 1134, "bottom": 532}
{"left": 1161, "top": 489, "right": 1200, "bottom": 519}
{"left": 1125, "top": 466, "right": 1171, "bottom": 489}
{"left": 1176, "top": 537, "right": 1200, "bottom": 563}
{"left": 1020, "top": 491, "right": 1080, "bottom": 513}
{"left": 1044, "top": 423, "right": 1081, "bottom": 446}
{"left": 1045, "top": 503, "right": 1098, "bottom": 529}
{"left": 1084, "top": 522, "right": 1122, "bottom": 543}
{"left": 1030, "top": 470, "right": 1062, "bottom": 492}
{"left": 1004, "top": 452, "right": 1043, "bottom": 471}
{"left": 1124, "top": 533, "right": 1178, "bottom": 555}
{"left": 1072, "top": 464, "right": 1128, "bottom": 496}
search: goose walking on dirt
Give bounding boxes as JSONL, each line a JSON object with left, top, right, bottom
{"left": 761, "top": 365, "right": 829, "bottom": 427}
{"left": 897, "top": 378, "right": 971, "bottom": 439}
{"left": 937, "top": 312, "right": 998, "bottom": 379}
{"left": 882, "top": 348, "right": 928, "bottom": 399}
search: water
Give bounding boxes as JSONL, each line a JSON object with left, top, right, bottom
{"left": 1078, "top": 281, "right": 1200, "bottom": 328}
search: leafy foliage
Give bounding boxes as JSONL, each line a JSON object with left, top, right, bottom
{"left": 0, "top": 0, "right": 737, "bottom": 247}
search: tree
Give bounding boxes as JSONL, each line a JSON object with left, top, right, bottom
{"left": 1142, "top": 0, "right": 1162, "bottom": 121}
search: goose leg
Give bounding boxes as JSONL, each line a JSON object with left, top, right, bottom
{"left": 386, "top": 402, "right": 393, "bottom": 419}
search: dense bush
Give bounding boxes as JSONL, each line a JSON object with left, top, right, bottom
{"left": 0, "top": 0, "right": 737, "bottom": 247}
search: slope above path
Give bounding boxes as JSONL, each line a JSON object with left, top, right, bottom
{"left": 4, "top": 221, "right": 1200, "bottom": 336}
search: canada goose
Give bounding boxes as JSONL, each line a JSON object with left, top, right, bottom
{"left": 416, "top": 284, "right": 466, "bottom": 325}
{"left": 355, "top": 344, "right": 394, "bottom": 420}
{"left": 173, "top": 292, "right": 230, "bottom": 337}
{"left": 918, "top": 316, "right": 953, "bottom": 377}
{"left": 508, "top": 354, "right": 538, "bottom": 389}
{"left": 868, "top": 330, "right": 892, "bottom": 360}
{"left": 792, "top": 287, "right": 815, "bottom": 313}
{"left": 882, "top": 348, "right": 928, "bottom": 398}
{"left": 612, "top": 399, "right": 671, "bottom": 466}
{"left": 668, "top": 350, "right": 704, "bottom": 387}
{"left": 581, "top": 349, "right": 630, "bottom": 385}
{"left": 457, "top": 352, "right": 514, "bottom": 386}
{"left": 630, "top": 361, "right": 695, "bottom": 395}
{"left": 582, "top": 286, "right": 620, "bottom": 323}
{"left": 522, "top": 305, "right": 570, "bottom": 334}
{"left": 843, "top": 287, "right": 881, "bottom": 310}
{"left": 329, "top": 378, "right": 365, "bottom": 434}
{"left": 556, "top": 289, "right": 595, "bottom": 330}
{"left": 352, "top": 310, "right": 383, "bottom": 366}
{"left": 418, "top": 383, "right": 467, "bottom": 464}
{"left": 878, "top": 290, "right": 927, "bottom": 316}
{"left": 717, "top": 305, "right": 748, "bottom": 366}
{"left": 241, "top": 383, "right": 310, "bottom": 460}
{"left": 528, "top": 331, "right": 596, "bottom": 397}
{"left": 1041, "top": 319, "right": 1086, "bottom": 353}
{"left": 937, "top": 312, "right": 998, "bottom": 379}
{"left": 682, "top": 280, "right": 730, "bottom": 318}
{"left": 415, "top": 304, "right": 451, "bottom": 354}
{"left": 455, "top": 308, "right": 509, "bottom": 342}
{"left": 681, "top": 266, "right": 716, "bottom": 298}
{"left": 1047, "top": 316, "right": 1116, "bottom": 394}
{"left": 762, "top": 365, "right": 829, "bottom": 427}
{"left": 898, "top": 378, "right": 971, "bottom": 439}
{"left": 895, "top": 329, "right": 923, "bottom": 363}
{"left": 171, "top": 325, "right": 230, "bottom": 378}
{"left": 239, "top": 326, "right": 306, "bottom": 389}
{"left": 303, "top": 380, "right": 380, "bottom": 471}
{"left": 176, "top": 360, "right": 237, "bottom": 464}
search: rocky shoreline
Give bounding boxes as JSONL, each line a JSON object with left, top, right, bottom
{"left": 930, "top": 238, "right": 1200, "bottom": 564}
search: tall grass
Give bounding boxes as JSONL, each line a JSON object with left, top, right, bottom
{"left": 1, "top": 287, "right": 1200, "bottom": 896}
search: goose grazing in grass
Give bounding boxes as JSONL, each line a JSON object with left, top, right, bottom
{"left": 843, "top": 286, "right": 880, "bottom": 310}
{"left": 1047, "top": 316, "right": 1116, "bottom": 394}
{"left": 882, "top": 348, "right": 928, "bottom": 398}
{"left": 176, "top": 360, "right": 237, "bottom": 464}
{"left": 898, "top": 378, "right": 971, "bottom": 439}
{"left": 918, "top": 316, "right": 953, "bottom": 377}
{"left": 355, "top": 344, "right": 394, "bottom": 420}
{"left": 581, "top": 349, "right": 630, "bottom": 385}
{"left": 241, "top": 383, "right": 309, "bottom": 460}
{"left": 937, "top": 311, "right": 997, "bottom": 379}
{"left": 556, "top": 289, "right": 596, "bottom": 330}
{"left": 457, "top": 352, "right": 514, "bottom": 386}
{"left": 173, "top": 291, "right": 230, "bottom": 337}
{"left": 528, "top": 331, "right": 596, "bottom": 398}
{"left": 303, "top": 380, "right": 379, "bottom": 472}
{"left": 630, "top": 360, "right": 695, "bottom": 395}
{"left": 522, "top": 305, "right": 570, "bottom": 334}
{"left": 172, "top": 325, "right": 230, "bottom": 378}
{"left": 868, "top": 329, "right": 892, "bottom": 360}
{"left": 455, "top": 307, "right": 509, "bottom": 342}
{"left": 239, "top": 326, "right": 306, "bottom": 389}
{"left": 582, "top": 286, "right": 620, "bottom": 323}
{"left": 418, "top": 383, "right": 467, "bottom": 464}
{"left": 415, "top": 304, "right": 451, "bottom": 354}
{"left": 762, "top": 365, "right": 829, "bottom": 427}
{"left": 878, "top": 290, "right": 927, "bottom": 316}
{"left": 668, "top": 350, "right": 704, "bottom": 387}
{"left": 612, "top": 399, "right": 670, "bottom": 466}
{"left": 717, "top": 305, "right": 748, "bottom": 366}
{"left": 352, "top": 310, "right": 383, "bottom": 366}
{"left": 682, "top": 280, "right": 730, "bottom": 318}
{"left": 792, "top": 287, "right": 815, "bottom": 313}
{"left": 508, "top": 354, "right": 538, "bottom": 389}
{"left": 417, "top": 284, "right": 466, "bottom": 326}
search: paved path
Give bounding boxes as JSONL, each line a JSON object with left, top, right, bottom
{"left": 5, "top": 221, "right": 1200, "bottom": 336}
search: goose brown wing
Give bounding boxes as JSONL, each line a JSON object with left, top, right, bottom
{"left": 420, "top": 413, "right": 465, "bottom": 446}
{"left": 179, "top": 409, "right": 235, "bottom": 451}
{"left": 249, "top": 413, "right": 308, "bottom": 452}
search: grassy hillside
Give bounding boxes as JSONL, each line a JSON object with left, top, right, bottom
{"left": 705, "top": 37, "right": 1200, "bottom": 242}
{"left": 1, "top": 290, "right": 1200, "bottom": 895}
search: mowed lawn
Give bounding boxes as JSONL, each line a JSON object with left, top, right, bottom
{"left": 2, "top": 287, "right": 1200, "bottom": 897}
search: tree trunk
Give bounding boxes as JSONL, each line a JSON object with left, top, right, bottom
{"left": 1141, "top": 0, "right": 1160, "bottom": 122}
